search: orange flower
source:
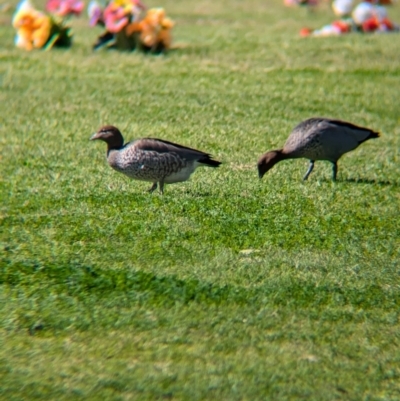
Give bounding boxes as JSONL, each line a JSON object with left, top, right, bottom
{"left": 13, "top": 1, "right": 51, "bottom": 50}
{"left": 137, "top": 7, "right": 174, "bottom": 50}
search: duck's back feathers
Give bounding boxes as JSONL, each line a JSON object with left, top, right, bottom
{"left": 284, "top": 117, "right": 380, "bottom": 161}
{"left": 292, "top": 118, "right": 380, "bottom": 142}
{"left": 129, "top": 138, "right": 221, "bottom": 167}
{"left": 324, "top": 118, "right": 380, "bottom": 143}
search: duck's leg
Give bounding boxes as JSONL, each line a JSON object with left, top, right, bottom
{"left": 148, "top": 182, "right": 158, "bottom": 193}
{"left": 303, "top": 160, "right": 315, "bottom": 181}
{"left": 159, "top": 181, "right": 165, "bottom": 195}
{"left": 332, "top": 162, "right": 338, "bottom": 181}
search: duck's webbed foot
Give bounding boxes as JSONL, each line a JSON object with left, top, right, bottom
{"left": 148, "top": 183, "right": 157, "bottom": 193}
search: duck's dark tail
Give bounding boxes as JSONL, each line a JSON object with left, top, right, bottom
{"left": 359, "top": 128, "right": 380, "bottom": 144}
{"left": 366, "top": 130, "right": 380, "bottom": 140}
{"left": 199, "top": 155, "right": 222, "bottom": 168}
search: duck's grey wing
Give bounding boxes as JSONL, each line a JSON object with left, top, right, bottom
{"left": 290, "top": 118, "right": 379, "bottom": 143}
{"left": 318, "top": 119, "right": 380, "bottom": 161}
{"left": 285, "top": 118, "right": 380, "bottom": 160}
{"left": 132, "top": 138, "right": 221, "bottom": 167}
{"left": 324, "top": 119, "right": 380, "bottom": 143}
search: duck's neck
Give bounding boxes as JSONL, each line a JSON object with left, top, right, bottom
{"left": 107, "top": 143, "right": 123, "bottom": 157}
{"left": 105, "top": 132, "right": 124, "bottom": 154}
{"left": 273, "top": 149, "right": 289, "bottom": 163}
{"left": 280, "top": 148, "right": 297, "bottom": 159}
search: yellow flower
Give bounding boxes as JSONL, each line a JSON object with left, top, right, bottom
{"left": 13, "top": 1, "right": 51, "bottom": 50}
{"left": 112, "top": 0, "right": 135, "bottom": 13}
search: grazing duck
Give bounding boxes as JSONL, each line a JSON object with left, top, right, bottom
{"left": 90, "top": 125, "right": 221, "bottom": 194}
{"left": 257, "top": 118, "right": 380, "bottom": 181}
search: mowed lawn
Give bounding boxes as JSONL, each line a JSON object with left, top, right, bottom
{"left": 1, "top": 0, "right": 400, "bottom": 399}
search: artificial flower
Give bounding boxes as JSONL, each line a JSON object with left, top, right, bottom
{"left": 332, "top": 0, "right": 354, "bottom": 17}
{"left": 46, "top": 0, "right": 84, "bottom": 17}
{"left": 13, "top": 0, "right": 73, "bottom": 50}
{"left": 88, "top": 0, "right": 104, "bottom": 26}
{"left": 91, "top": 2, "right": 174, "bottom": 54}
{"left": 126, "top": 7, "right": 174, "bottom": 52}
{"left": 113, "top": 0, "right": 145, "bottom": 14}
{"left": 103, "top": 2, "right": 129, "bottom": 33}
{"left": 13, "top": 0, "right": 52, "bottom": 50}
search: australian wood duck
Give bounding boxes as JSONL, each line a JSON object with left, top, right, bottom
{"left": 91, "top": 125, "right": 221, "bottom": 194}
{"left": 257, "top": 118, "right": 380, "bottom": 181}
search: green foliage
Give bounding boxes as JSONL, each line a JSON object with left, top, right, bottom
{"left": 1, "top": 0, "right": 400, "bottom": 399}
{"left": 45, "top": 17, "right": 73, "bottom": 50}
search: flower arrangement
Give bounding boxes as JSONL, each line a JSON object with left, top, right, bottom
{"left": 89, "top": 0, "right": 144, "bottom": 50}
{"left": 90, "top": 0, "right": 174, "bottom": 53}
{"left": 13, "top": 0, "right": 72, "bottom": 50}
{"left": 12, "top": 0, "right": 175, "bottom": 53}
{"left": 300, "top": 0, "right": 399, "bottom": 36}
{"left": 332, "top": 0, "right": 394, "bottom": 18}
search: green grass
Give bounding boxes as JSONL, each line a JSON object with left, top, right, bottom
{"left": 1, "top": 0, "right": 400, "bottom": 399}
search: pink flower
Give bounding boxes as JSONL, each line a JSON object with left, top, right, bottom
{"left": 103, "top": 3, "right": 129, "bottom": 33}
{"left": 88, "top": 0, "right": 104, "bottom": 26}
{"left": 46, "top": 0, "right": 84, "bottom": 17}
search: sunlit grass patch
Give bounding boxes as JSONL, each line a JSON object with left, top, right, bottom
{"left": 1, "top": 0, "right": 400, "bottom": 399}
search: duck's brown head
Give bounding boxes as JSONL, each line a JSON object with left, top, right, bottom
{"left": 90, "top": 125, "right": 124, "bottom": 150}
{"left": 257, "top": 150, "right": 284, "bottom": 179}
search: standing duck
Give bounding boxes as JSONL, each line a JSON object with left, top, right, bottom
{"left": 90, "top": 125, "right": 221, "bottom": 194}
{"left": 257, "top": 118, "right": 380, "bottom": 181}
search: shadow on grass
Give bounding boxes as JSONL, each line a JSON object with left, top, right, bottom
{"left": 1, "top": 256, "right": 399, "bottom": 311}
{"left": 344, "top": 178, "right": 399, "bottom": 187}
{"left": 310, "top": 177, "right": 398, "bottom": 187}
